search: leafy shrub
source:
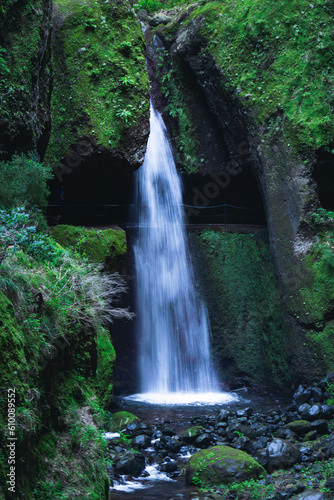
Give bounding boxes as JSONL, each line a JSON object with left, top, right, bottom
{"left": 0, "top": 208, "right": 56, "bottom": 262}
{"left": 133, "top": 0, "right": 184, "bottom": 12}
{"left": 0, "top": 47, "right": 10, "bottom": 76}
{"left": 311, "top": 208, "right": 334, "bottom": 227}
{"left": 0, "top": 153, "right": 53, "bottom": 209}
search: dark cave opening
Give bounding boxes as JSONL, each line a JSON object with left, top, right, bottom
{"left": 47, "top": 158, "right": 134, "bottom": 227}
{"left": 313, "top": 149, "right": 334, "bottom": 210}
{"left": 181, "top": 166, "right": 266, "bottom": 227}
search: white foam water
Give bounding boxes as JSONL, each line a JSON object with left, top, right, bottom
{"left": 125, "top": 391, "right": 238, "bottom": 406}
{"left": 110, "top": 463, "right": 175, "bottom": 493}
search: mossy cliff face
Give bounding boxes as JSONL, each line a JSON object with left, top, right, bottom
{"left": 0, "top": 243, "right": 122, "bottom": 498}
{"left": 0, "top": 0, "right": 52, "bottom": 158}
{"left": 190, "top": 231, "right": 289, "bottom": 389}
{"left": 153, "top": 1, "right": 334, "bottom": 384}
{"left": 51, "top": 224, "right": 127, "bottom": 272}
{"left": 45, "top": 0, "right": 150, "bottom": 176}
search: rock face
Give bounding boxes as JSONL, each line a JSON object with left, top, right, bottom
{"left": 114, "top": 451, "right": 145, "bottom": 476}
{"left": 0, "top": 0, "right": 53, "bottom": 158}
{"left": 185, "top": 445, "right": 266, "bottom": 486}
{"left": 153, "top": 3, "right": 334, "bottom": 385}
{"left": 0, "top": 0, "right": 150, "bottom": 176}
{"left": 266, "top": 439, "right": 300, "bottom": 472}
{"left": 46, "top": 0, "right": 150, "bottom": 177}
{"left": 189, "top": 231, "right": 289, "bottom": 387}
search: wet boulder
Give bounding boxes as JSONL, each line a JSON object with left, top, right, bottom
{"left": 161, "top": 436, "right": 181, "bottom": 454}
{"left": 217, "top": 409, "right": 231, "bottom": 422}
{"left": 303, "top": 430, "right": 318, "bottom": 441}
{"left": 226, "top": 423, "right": 257, "bottom": 441}
{"left": 298, "top": 403, "right": 311, "bottom": 416}
{"left": 233, "top": 435, "right": 253, "bottom": 454}
{"left": 286, "top": 420, "right": 312, "bottom": 436}
{"left": 324, "top": 477, "right": 334, "bottom": 492}
{"left": 250, "top": 422, "right": 272, "bottom": 437}
{"left": 321, "top": 405, "right": 334, "bottom": 419}
{"left": 253, "top": 448, "right": 269, "bottom": 468}
{"left": 178, "top": 426, "right": 204, "bottom": 444}
{"left": 131, "top": 434, "right": 151, "bottom": 449}
{"left": 293, "top": 386, "right": 312, "bottom": 406}
{"left": 312, "top": 387, "right": 323, "bottom": 403}
{"left": 160, "top": 460, "right": 178, "bottom": 473}
{"left": 185, "top": 445, "right": 266, "bottom": 486}
{"left": 276, "top": 428, "right": 298, "bottom": 441}
{"left": 302, "top": 404, "right": 323, "bottom": 421}
{"left": 161, "top": 426, "right": 176, "bottom": 437}
{"left": 114, "top": 451, "right": 146, "bottom": 476}
{"left": 149, "top": 13, "right": 172, "bottom": 27}
{"left": 126, "top": 421, "right": 150, "bottom": 437}
{"left": 194, "top": 433, "right": 212, "bottom": 449}
{"left": 236, "top": 408, "right": 253, "bottom": 418}
{"left": 310, "top": 419, "right": 329, "bottom": 435}
{"left": 292, "top": 491, "right": 331, "bottom": 499}
{"left": 111, "top": 412, "right": 140, "bottom": 431}
{"left": 266, "top": 439, "right": 300, "bottom": 472}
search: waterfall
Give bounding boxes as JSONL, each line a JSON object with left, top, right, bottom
{"left": 131, "top": 103, "right": 225, "bottom": 403}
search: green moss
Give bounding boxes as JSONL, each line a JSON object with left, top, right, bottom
{"left": 162, "top": 0, "right": 334, "bottom": 151}
{"left": 51, "top": 224, "right": 127, "bottom": 271}
{"left": 45, "top": 0, "right": 149, "bottom": 166}
{"left": 178, "top": 425, "right": 204, "bottom": 441}
{"left": 0, "top": 291, "right": 29, "bottom": 386}
{"left": 111, "top": 411, "right": 139, "bottom": 431}
{"left": 0, "top": 0, "right": 50, "bottom": 149}
{"left": 133, "top": 0, "right": 186, "bottom": 13}
{"left": 152, "top": 44, "right": 203, "bottom": 173}
{"left": 96, "top": 326, "right": 116, "bottom": 408}
{"left": 295, "top": 228, "right": 334, "bottom": 375}
{"left": 300, "top": 230, "right": 334, "bottom": 323}
{"left": 190, "top": 230, "right": 289, "bottom": 387}
{"left": 187, "top": 446, "right": 266, "bottom": 486}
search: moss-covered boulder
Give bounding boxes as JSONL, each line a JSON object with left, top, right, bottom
{"left": 186, "top": 446, "right": 266, "bottom": 486}
{"left": 0, "top": 0, "right": 52, "bottom": 158}
{"left": 111, "top": 411, "right": 140, "bottom": 431}
{"left": 51, "top": 224, "right": 126, "bottom": 272}
{"left": 46, "top": 0, "right": 150, "bottom": 176}
{"left": 178, "top": 425, "right": 204, "bottom": 444}
{"left": 286, "top": 420, "right": 312, "bottom": 436}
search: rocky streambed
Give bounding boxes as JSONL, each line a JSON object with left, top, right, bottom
{"left": 105, "top": 377, "right": 334, "bottom": 500}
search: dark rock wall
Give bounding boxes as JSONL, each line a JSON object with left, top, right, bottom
{"left": 0, "top": 0, "right": 53, "bottom": 159}
{"left": 189, "top": 230, "right": 290, "bottom": 390}
{"left": 153, "top": 6, "right": 332, "bottom": 386}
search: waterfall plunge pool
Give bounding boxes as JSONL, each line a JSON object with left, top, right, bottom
{"left": 124, "top": 391, "right": 238, "bottom": 406}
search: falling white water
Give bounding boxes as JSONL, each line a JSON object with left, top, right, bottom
{"left": 131, "top": 103, "right": 236, "bottom": 405}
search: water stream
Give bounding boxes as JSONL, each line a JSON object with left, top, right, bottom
{"left": 131, "top": 103, "right": 231, "bottom": 404}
